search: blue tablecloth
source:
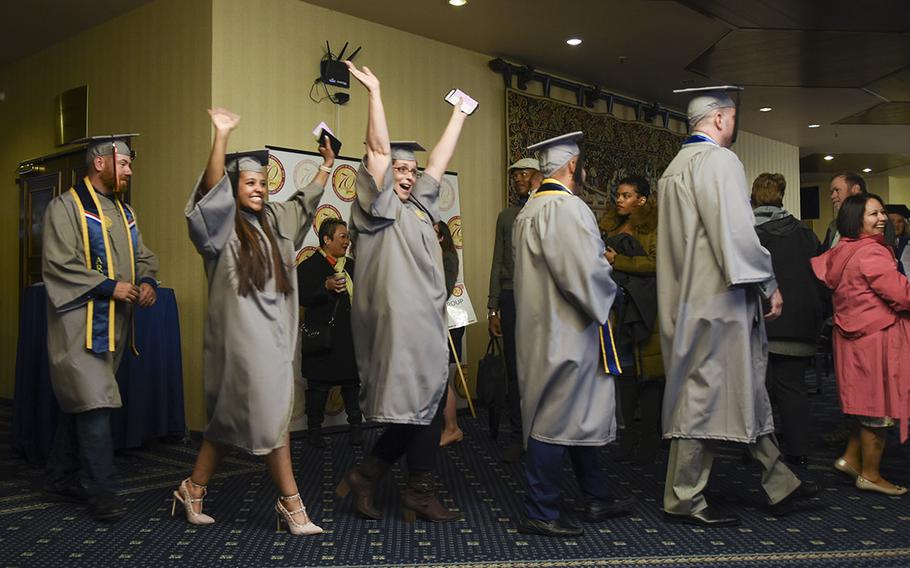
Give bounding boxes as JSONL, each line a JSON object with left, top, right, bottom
{"left": 12, "top": 285, "right": 186, "bottom": 464}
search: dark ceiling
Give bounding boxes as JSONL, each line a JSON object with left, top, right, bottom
{"left": 3, "top": 0, "right": 910, "bottom": 174}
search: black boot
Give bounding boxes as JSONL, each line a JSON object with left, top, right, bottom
{"left": 307, "top": 427, "right": 327, "bottom": 448}
{"left": 89, "top": 491, "right": 126, "bottom": 522}
{"left": 336, "top": 456, "right": 389, "bottom": 520}
{"left": 402, "top": 471, "right": 461, "bottom": 522}
{"left": 349, "top": 424, "right": 363, "bottom": 446}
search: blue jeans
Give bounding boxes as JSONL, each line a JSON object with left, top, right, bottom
{"left": 46, "top": 409, "right": 117, "bottom": 496}
{"left": 524, "top": 438, "right": 609, "bottom": 521}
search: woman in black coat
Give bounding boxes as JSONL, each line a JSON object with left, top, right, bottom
{"left": 298, "top": 218, "right": 362, "bottom": 447}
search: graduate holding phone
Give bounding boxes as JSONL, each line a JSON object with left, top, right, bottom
{"left": 336, "top": 62, "right": 472, "bottom": 523}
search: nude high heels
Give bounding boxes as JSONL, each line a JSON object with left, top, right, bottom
{"left": 275, "top": 494, "right": 323, "bottom": 535}
{"left": 171, "top": 478, "right": 215, "bottom": 525}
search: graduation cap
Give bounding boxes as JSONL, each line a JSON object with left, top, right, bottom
{"left": 508, "top": 157, "right": 540, "bottom": 172}
{"left": 527, "top": 131, "right": 583, "bottom": 177}
{"left": 75, "top": 134, "right": 139, "bottom": 194}
{"left": 390, "top": 141, "right": 425, "bottom": 162}
{"left": 225, "top": 149, "right": 269, "bottom": 189}
{"left": 76, "top": 133, "right": 139, "bottom": 161}
{"left": 674, "top": 85, "right": 744, "bottom": 143}
{"left": 886, "top": 204, "right": 910, "bottom": 219}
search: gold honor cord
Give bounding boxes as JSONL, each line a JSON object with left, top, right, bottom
{"left": 70, "top": 186, "right": 95, "bottom": 350}
{"left": 84, "top": 177, "right": 118, "bottom": 352}
{"left": 115, "top": 198, "right": 140, "bottom": 356}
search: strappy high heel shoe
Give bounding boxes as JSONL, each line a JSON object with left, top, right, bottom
{"left": 171, "top": 478, "right": 215, "bottom": 525}
{"left": 275, "top": 494, "right": 323, "bottom": 535}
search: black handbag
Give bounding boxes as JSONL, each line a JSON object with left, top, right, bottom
{"left": 476, "top": 337, "right": 508, "bottom": 409}
{"left": 300, "top": 298, "right": 339, "bottom": 356}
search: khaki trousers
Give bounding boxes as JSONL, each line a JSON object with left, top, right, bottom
{"left": 663, "top": 435, "right": 801, "bottom": 514}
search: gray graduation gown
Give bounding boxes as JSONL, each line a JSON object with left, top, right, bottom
{"left": 512, "top": 189, "right": 619, "bottom": 446}
{"left": 185, "top": 173, "right": 323, "bottom": 455}
{"left": 42, "top": 190, "right": 159, "bottom": 413}
{"left": 349, "top": 161, "right": 448, "bottom": 425}
{"left": 656, "top": 140, "right": 778, "bottom": 443}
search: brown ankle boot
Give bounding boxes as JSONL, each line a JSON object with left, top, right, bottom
{"left": 401, "top": 471, "right": 461, "bottom": 522}
{"left": 336, "top": 456, "right": 389, "bottom": 520}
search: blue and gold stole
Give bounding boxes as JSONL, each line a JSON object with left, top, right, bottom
{"left": 532, "top": 177, "right": 623, "bottom": 376}
{"left": 70, "top": 176, "right": 139, "bottom": 354}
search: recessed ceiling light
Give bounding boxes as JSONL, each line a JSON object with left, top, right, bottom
{"left": 759, "top": 107, "right": 772, "bottom": 112}
{"left": 566, "top": 38, "right": 583, "bottom": 46}
{"left": 863, "top": 167, "right": 872, "bottom": 173}
{"left": 824, "top": 155, "right": 834, "bottom": 161}
{"left": 808, "top": 123, "right": 820, "bottom": 128}
{"left": 448, "top": 0, "right": 467, "bottom": 6}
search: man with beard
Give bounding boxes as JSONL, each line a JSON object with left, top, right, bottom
{"left": 513, "top": 132, "right": 634, "bottom": 537}
{"left": 42, "top": 135, "right": 159, "bottom": 521}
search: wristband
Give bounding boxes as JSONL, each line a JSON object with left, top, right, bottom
{"left": 319, "top": 164, "right": 333, "bottom": 173}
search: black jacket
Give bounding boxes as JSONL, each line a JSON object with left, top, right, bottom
{"left": 755, "top": 214, "right": 825, "bottom": 342}
{"left": 297, "top": 253, "right": 358, "bottom": 385}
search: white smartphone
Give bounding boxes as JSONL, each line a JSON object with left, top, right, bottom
{"left": 445, "top": 88, "right": 479, "bottom": 115}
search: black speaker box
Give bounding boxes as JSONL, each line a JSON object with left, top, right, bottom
{"left": 800, "top": 186, "right": 820, "bottom": 220}
{"left": 320, "top": 60, "right": 350, "bottom": 88}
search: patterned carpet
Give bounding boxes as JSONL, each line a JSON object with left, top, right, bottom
{"left": 1, "top": 369, "right": 909, "bottom": 568}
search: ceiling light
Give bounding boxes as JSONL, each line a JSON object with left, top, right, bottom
{"left": 824, "top": 155, "right": 834, "bottom": 161}
{"left": 808, "top": 123, "right": 820, "bottom": 128}
{"left": 863, "top": 167, "right": 872, "bottom": 173}
{"left": 448, "top": 0, "right": 467, "bottom": 6}
{"left": 566, "top": 38, "right": 583, "bottom": 46}
{"left": 759, "top": 107, "right": 772, "bottom": 112}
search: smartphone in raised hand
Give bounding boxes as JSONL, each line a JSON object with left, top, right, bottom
{"left": 444, "top": 88, "right": 479, "bottom": 115}
{"left": 312, "top": 122, "right": 342, "bottom": 155}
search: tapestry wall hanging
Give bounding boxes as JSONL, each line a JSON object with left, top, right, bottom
{"left": 506, "top": 89, "right": 685, "bottom": 219}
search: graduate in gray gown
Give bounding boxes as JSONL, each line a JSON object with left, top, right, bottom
{"left": 42, "top": 135, "right": 159, "bottom": 521}
{"left": 512, "top": 132, "right": 634, "bottom": 538}
{"left": 174, "top": 108, "right": 332, "bottom": 536}
{"left": 657, "top": 87, "right": 817, "bottom": 527}
{"left": 336, "top": 63, "right": 469, "bottom": 523}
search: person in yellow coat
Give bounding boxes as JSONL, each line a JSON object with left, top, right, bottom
{"left": 600, "top": 175, "right": 664, "bottom": 464}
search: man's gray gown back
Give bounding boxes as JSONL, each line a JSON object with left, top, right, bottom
{"left": 657, "top": 140, "right": 777, "bottom": 443}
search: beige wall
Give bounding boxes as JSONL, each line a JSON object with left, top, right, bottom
{"left": 210, "top": 0, "right": 506, "bottom": 423}
{"left": 732, "top": 131, "right": 801, "bottom": 214}
{"left": 0, "top": 0, "right": 212, "bottom": 421}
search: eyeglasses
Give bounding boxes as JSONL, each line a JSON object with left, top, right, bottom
{"left": 393, "top": 165, "right": 421, "bottom": 178}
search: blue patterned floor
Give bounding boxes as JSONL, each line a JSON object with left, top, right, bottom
{"left": 1, "top": 370, "right": 909, "bottom": 567}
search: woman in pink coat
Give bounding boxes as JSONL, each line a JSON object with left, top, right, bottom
{"left": 812, "top": 193, "right": 910, "bottom": 496}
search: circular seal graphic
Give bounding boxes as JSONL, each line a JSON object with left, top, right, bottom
{"left": 332, "top": 164, "right": 357, "bottom": 202}
{"left": 313, "top": 204, "right": 342, "bottom": 236}
{"left": 294, "top": 158, "right": 320, "bottom": 190}
{"left": 452, "top": 284, "right": 464, "bottom": 297}
{"left": 295, "top": 246, "right": 318, "bottom": 266}
{"left": 267, "top": 155, "right": 286, "bottom": 195}
{"left": 326, "top": 386, "right": 345, "bottom": 416}
{"left": 447, "top": 216, "right": 463, "bottom": 249}
{"left": 438, "top": 178, "right": 457, "bottom": 212}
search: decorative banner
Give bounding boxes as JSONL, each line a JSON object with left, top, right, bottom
{"left": 267, "top": 145, "right": 477, "bottom": 430}
{"left": 506, "top": 88, "right": 685, "bottom": 217}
